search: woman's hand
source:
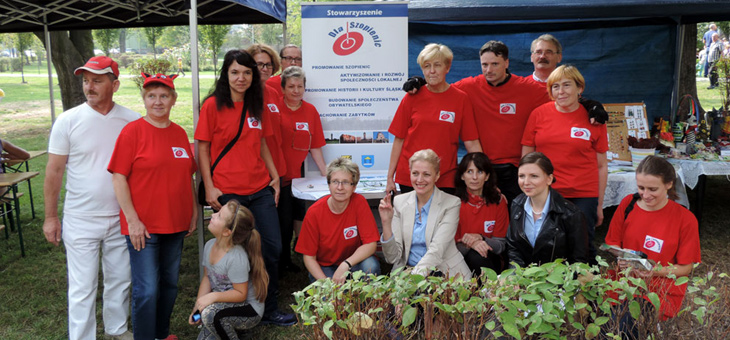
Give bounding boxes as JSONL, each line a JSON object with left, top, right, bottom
{"left": 206, "top": 186, "right": 224, "bottom": 211}
{"left": 333, "top": 262, "right": 349, "bottom": 284}
{"left": 127, "top": 218, "right": 150, "bottom": 251}
{"left": 618, "top": 259, "right": 653, "bottom": 279}
{"left": 385, "top": 179, "right": 396, "bottom": 197}
{"left": 269, "top": 176, "right": 280, "bottom": 206}
{"left": 472, "top": 240, "right": 492, "bottom": 258}
{"left": 378, "top": 191, "right": 394, "bottom": 224}
{"left": 596, "top": 206, "right": 604, "bottom": 226}
{"left": 459, "top": 233, "right": 482, "bottom": 248}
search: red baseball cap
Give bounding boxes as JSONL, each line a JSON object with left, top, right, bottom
{"left": 74, "top": 56, "right": 120, "bottom": 77}
{"left": 141, "top": 73, "right": 178, "bottom": 90}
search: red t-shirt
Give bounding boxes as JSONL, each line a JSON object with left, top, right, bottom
{"left": 388, "top": 86, "right": 479, "bottom": 188}
{"left": 295, "top": 193, "right": 380, "bottom": 267}
{"left": 194, "top": 97, "right": 273, "bottom": 195}
{"left": 263, "top": 85, "right": 287, "bottom": 177}
{"left": 266, "top": 75, "right": 283, "bottom": 97}
{"left": 455, "top": 194, "right": 509, "bottom": 241}
{"left": 605, "top": 195, "right": 701, "bottom": 320}
{"left": 108, "top": 118, "right": 197, "bottom": 235}
{"left": 453, "top": 74, "right": 550, "bottom": 166}
{"left": 521, "top": 102, "right": 608, "bottom": 198}
{"left": 279, "top": 100, "right": 326, "bottom": 182}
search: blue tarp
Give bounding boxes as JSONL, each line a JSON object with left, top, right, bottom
{"left": 408, "top": 23, "right": 676, "bottom": 124}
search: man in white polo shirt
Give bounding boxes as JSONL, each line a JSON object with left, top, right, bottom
{"left": 43, "top": 56, "right": 140, "bottom": 340}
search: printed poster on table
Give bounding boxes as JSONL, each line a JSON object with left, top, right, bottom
{"left": 301, "top": 1, "right": 408, "bottom": 174}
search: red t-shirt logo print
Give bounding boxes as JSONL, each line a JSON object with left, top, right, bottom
{"left": 574, "top": 131, "right": 584, "bottom": 137}
{"left": 175, "top": 150, "right": 183, "bottom": 157}
{"left": 645, "top": 240, "right": 655, "bottom": 248}
{"left": 333, "top": 22, "right": 364, "bottom": 56}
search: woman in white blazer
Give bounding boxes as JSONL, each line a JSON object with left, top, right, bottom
{"left": 379, "top": 149, "right": 471, "bottom": 279}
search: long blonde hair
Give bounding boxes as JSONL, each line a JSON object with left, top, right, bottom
{"left": 223, "top": 201, "right": 269, "bottom": 302}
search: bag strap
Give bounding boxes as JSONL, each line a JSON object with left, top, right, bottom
{"left": 210, "top": 101, "right": 248, "bottom": 175}
{"left": 623, "top": 193, "right": 641, "bottom": 220}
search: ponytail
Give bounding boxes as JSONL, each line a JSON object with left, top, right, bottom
{"left": 243, "top": 229, "right": 269, "bottom": 303}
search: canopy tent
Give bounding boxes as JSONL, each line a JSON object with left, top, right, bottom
{"left": 0, "top": 0, "right": 285, "bottom": 32}
{"left": 406, "top": 0, "right": 730, "bottom": 125}
{"left": 0, "top": 0, "right": 285, "bottom": 277}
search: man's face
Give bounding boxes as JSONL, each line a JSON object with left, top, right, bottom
{"left": 281, "top": 47, "right": 302, "bottom": 69}
{"left": 82, "top": 72, "right": 118, "bottom": 109}
{"left": 480, "top": 52, "right": 509, "bottom": 84}
{"left": 531, "top": 40, "right": 562, "bottom": 74}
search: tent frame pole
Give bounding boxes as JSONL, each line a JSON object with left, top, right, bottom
{"left": 189, "top": 0, "right": 205, "bottom": 281}
{"left": 44, "top": 15, "right": 56, "bottom": 123}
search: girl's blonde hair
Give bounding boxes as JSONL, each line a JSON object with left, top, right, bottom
{"left": 223, "top": 200, "right": 269, "bottom": 302}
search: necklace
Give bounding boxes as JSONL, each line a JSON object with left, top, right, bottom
{"left": 532, "top": 209, "right": 543, "bottom": 215}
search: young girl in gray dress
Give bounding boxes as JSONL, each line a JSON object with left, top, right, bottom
{"left": 190, "top": 200, "right": 270, "bottom": 339}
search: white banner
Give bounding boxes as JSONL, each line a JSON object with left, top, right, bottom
{"left": 301, "top": 1, "right": 408, "bottom": 173}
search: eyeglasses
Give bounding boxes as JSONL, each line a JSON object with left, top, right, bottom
{"left": 256, "top": 62, "right": 273, "bottom": 70}
{"left": 532, "top": 49, "right": 557, "bottom": 56}
{"left": 329, "top": 180, "right": 355, "bottom": 187}
{"left": 281, "top": 56, "right": 302, "bottom": 63}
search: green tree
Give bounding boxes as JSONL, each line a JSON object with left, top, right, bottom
{"left": 93, "top": 29, "right": 120, "bottom": 56}
{"left": 143, "top": 26, "right": 166, "bottom": 59}
{"left": 199, "top": 25, "right": 230, "bottom": 76}
{"left": 286, "top": 0, "right": 302, "bottom": 45}
{"left": 15, "top": 32, "right": 35, "bottom": 83}
{"left": 159, "top": 26, "right": 189, "bottom": 50}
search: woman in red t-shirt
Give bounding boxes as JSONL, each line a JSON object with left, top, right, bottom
{"left": 521, "top": 65, "right": 608, "bottom": 264}
{"left": 605, "top": 156, "right": 701, "bottom": 335}
{"left": 108, "top": 73, "right": 197, "bottom": 339}
{"left": 386, "top": 43, "right": 482, "bottom": 196}
{"left": 453, "top": 152, "right": 508, "bottom": 275}
{"left": 277, "top": 65, "right": 328, "bottom": 276}
{"left": 193, "top": 50, "right": 296, "bottom": 326}
{"left": 295, "top": 158, "right": 380, "bottom": 283}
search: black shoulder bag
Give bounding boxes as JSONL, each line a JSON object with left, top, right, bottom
{"left": 197, "top": 102, "right": 248, "bottom": 205}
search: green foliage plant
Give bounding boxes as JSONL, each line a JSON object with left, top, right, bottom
{"left": 129, "top": 58, "right": 173, "bottom": 91}
{"left": 293, "top": 259, "right": 728, "bottom": 339}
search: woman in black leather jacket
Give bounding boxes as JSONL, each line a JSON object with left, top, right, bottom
{"left": 506, "top": 152, "right": 589, "bottom": 267}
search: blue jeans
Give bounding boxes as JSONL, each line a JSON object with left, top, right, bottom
{"left": 126, "top": 231, "right": 186, "bottom": 340}
{"left": 308, "top": 255, "right": 381, "bottom": 282}
{"left": 219, "top": 187, "right": 281, "bottom": 315}
{"left": 566, "top": 197, "right": 598, "bottom": 264}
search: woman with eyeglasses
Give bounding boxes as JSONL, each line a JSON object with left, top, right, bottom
{"left": 277, "top": 65, "right": 328, "bottom": 275}
{"left": 295, "top": 157, "right": 380, "bottom": 283}
{"left": 194, "top": 49, "right": 296, "bottom": 326}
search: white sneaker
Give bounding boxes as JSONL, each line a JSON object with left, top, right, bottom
{"left": 104, "top": 330, "right": 134, "bottom": 340}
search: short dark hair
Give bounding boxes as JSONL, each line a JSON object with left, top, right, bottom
{"left": 636, "top": 155, "right": 679, "bottom": 201}
{"left": 519, "top": 152, "right": 556, "bottom": 184}
{"left": 479, "top": 40, "right": 509, "bottom": 60}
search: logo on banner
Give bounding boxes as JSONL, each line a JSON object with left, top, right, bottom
{"left": 500, "top": 103, "right": 516, "bottom": 114}
{"left": 362, "top": 155, "right": 374, "bottom": 168}
{"left": 484, "top": 221, "right": 495, "bottom": 234}
{"left": 296, "top": 122, "right": 309, "bottom": 131}
{"left": 343, "top": 226, "right": 358, "bottom": 240}
{"left": 248, "top": 117, "right": 262, "bottom": 129}
{"left": 328, "top": 21, "right": 383, "bottom": 56}
{"left": 643, "top": 235, "right": 664, "bottom": 253}
{"left": 172, "top": 147, "right": 189, "bottom": 159}
{"left": 341, "top": 155, "right": 352, "bottom": 160}
{"left": 571, "top": 127, "right": 591, "bottom": 141}
{"left": 267, "top": 103, "right": 279, "bottom": 113}
{"left": 439, "top": 111, "right": 455, "bottom": 123}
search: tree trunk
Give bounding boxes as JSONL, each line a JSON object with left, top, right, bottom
{"left": 119, "top": 28, "right": 127, "bottom": 54}
{"left": 678, "top": 24, "right": 703, "bottom": 113}
{"left": 35, "top": 30, "right": 93, "bottom": 110}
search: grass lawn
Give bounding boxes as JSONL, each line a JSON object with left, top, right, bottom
{"left": 0, "top": 74, "right": 729, "bottom": 339}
